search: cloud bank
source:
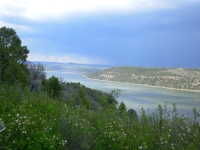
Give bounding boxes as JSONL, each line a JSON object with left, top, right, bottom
{"left": 0, "top": 0, "right": 198, "bottom": 21}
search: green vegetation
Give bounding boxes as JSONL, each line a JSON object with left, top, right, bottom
{"left": 60, "top": 82, "right": 117, "bottom": 110}
{"left": 86, "top": 67, "right": 200, "bottom": 91}
{"left": 1, "top": 84, "right": 200, "bottom": 149}
{"left": 0, "top": 27, "right": 29, "bottom": 86}
{"left": 1, "top": 27, "right": 200, "bottom": 149}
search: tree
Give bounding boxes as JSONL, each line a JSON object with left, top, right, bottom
{"left": 28, "top": 63, "right": 46, "bottom": 92}
{"left": 0, "top": 27, "right": 29, "bottom": 85}
{"left": 79, "top": 87, "right": 91, "bottom": 109}
{"left": 41, "top": 76, "right": 62, "bottom": 99}
{"left": 110, "top": 89, "right": 121, "bottom": 99}
{"left": 119, "top": 101, "right": 127, "bottom": 113}
{"left": 128, "top": 109, "right": 138, "bottom": 121}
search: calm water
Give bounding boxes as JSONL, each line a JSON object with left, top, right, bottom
{"left": 46, "top": 71, "right": 200, "bottom": 117}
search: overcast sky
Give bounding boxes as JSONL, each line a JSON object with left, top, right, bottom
{"left": 0, "top": 0, "right": 200, "bottom": 68}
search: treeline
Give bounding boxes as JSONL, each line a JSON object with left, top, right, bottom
{"left": 87, "top": 67, "right": 200, "bottom": 91}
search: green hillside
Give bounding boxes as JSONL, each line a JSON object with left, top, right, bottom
{"left": 86, "top": 67, "right": 200, "bottom": 91}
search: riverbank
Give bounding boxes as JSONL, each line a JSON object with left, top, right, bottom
{"left": 83, "top": 74, "right": 200, "bottom": 93}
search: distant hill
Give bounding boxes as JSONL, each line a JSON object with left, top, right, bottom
{"left": 86, "top": 67, "right": 200, "bottom": 91}
{"left": 29, "top": 61, "right": 111, "bottom": 74}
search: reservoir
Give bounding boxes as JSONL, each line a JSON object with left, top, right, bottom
{"left": 46, "top": 71, "right": 200, "bottom": 117}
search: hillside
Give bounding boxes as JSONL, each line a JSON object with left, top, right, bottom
{"left": 60, "top": 82, "right": 118, "bottom": 109}
{"left": 86, "top": 67, "right": 200, "bottom": 91}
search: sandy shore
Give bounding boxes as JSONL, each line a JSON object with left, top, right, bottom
{"left": 82, "top": 74, "right": 200, "bottom": 93}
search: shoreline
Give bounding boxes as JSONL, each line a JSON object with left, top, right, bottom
{"left": 82, "top": 74, "right": 200, "bottom": 93}
{"left": 45, "top": 70, "right": 200, "bottom": 93}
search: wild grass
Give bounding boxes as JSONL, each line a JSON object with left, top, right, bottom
{"left": 0, "top": 84, "right": 200, "bottom": 149}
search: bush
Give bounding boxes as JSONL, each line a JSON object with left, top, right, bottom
{"left": 0, "top": 84, "right": 66, "bottom": 149}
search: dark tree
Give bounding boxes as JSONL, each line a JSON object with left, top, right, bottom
{"left": 0, "top": 27, "right": 29, "bottom": 85}
{"left": 110, "top": 89, "right": 121, "bottom": 99}
{"left": 42, "top": 76, "right": 62, "bottom": 99}
{"left": 128, "top": 109, "right": 138, "bottom": 120}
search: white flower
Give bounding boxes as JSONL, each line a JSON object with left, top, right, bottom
{"left": 139, "top": 146, "right": 142, "bottom": 149}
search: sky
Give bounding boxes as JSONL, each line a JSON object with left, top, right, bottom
{"left": 0, "top": 0, "right": 200, "bottom": 68}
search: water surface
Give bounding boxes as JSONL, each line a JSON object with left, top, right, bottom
{"left": 46, "top": 71, "right": 200, "bottom": 117}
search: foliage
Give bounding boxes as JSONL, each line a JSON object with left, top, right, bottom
{"left": 28, "top": 63, "right": 46, "bottom": 92}
{"left": 60, "top": 102, "right": 200, "bottom": 150}
{"left": 0, "top": 27, "right": 29, "bottom": 86}
{"left": 0, "top": 84, "right": 66, "bottom": 149}
{"left": 59, "top": 82, "right": 118, "bottom": 110}
{"left": 42, "top": 76, "right": 62, "bottom": 99}
{"left": 78, "top": 87, "right": 91, "bottom": 109}
{"left": 1, "top": 83, "right": 200, "bottom": 149}
{"left": 110, "top": 89, "right": 121, "bottom": 99}
{"left": 128, "top": 109, "right": 138, "bottom": 121}
{"left": 119, "top": 101, "right": 127, "bottom": 113}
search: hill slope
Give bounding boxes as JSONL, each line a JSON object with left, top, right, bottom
{"left": 86, "top": 67, "right": 200, "bottom": 91}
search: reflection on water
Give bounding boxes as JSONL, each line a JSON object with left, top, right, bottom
{"left": 46, "top": 71, "right": 200, "bottom": 117}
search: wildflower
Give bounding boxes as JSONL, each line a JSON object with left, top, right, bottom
{"left": 139, "top": 146, "right": 142, "bottom": 149}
